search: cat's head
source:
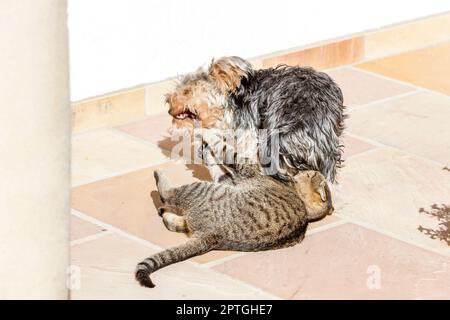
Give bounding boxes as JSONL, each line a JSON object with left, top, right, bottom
{"left": 293, "top": 170, "right": 334, "bottom": 219}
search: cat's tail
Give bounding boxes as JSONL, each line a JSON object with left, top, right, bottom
{"left": 135, "top": 234, "right": 218, "bottom": 288}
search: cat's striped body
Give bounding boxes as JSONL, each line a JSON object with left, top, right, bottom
{"left": 136, "top": 163, "right": 333, "bottom": 288}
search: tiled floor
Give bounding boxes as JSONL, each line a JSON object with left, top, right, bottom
{"left": 70, "top": 43, "right": 450, "bottom": 299}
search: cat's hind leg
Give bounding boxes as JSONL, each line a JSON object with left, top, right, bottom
{"left": 162, "top": 212, "right": 188, "bottom": 233}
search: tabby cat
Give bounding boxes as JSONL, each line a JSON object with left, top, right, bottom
{"left": 135, "top": 153, "right": 333, "bottom": 288}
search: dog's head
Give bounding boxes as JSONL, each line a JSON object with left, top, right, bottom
{"left": 165, "top": 56, "right": 252, "bottom": 129}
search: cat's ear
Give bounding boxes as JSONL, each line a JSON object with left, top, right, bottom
{"left": 316, "top": 180, "right": 327, "bottom": 202}
{"left": 209, "top": 56, "right": 252, "bottom": 93}
{"left": 294, "top": 171, "right": 327, "bottom": 203}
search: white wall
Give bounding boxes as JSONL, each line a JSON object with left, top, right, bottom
{"left": 68, "top": 0, "right": 449, "bottom": 101}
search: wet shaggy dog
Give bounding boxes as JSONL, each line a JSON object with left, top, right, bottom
{"left": 165, "top": 56, "right": 346, "bottom": 183}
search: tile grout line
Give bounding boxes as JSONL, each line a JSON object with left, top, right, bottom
{"left": 72, "top": 127, "right": 175, "bottom": 187}
{"left": 70, "top": 230, "right": 115, "bottom": 247}
{"left": 71, "top": 213, "right": 349, "bottom": 298}
{"left": 202, "top": 219, "right": 350, "bottom": 269}
{"left": 193, "top": 267, "right": 283, "bottom": 300}
{"left": 341, "top": 145, "right": 384, "bottom": 162}
{"left": 333, "top": 212, "right": 450, "bottom": 258}
{"left": 110, "top": 127, "right": 170, "bottom": 151}
{"left": 306, "top": 219, "right": 349, "bottom": 235}
{"left": 71, "top": 210, "right": 283, "bottom": 299}
{"left": 71, "top": 209, "right": 164, "bottom": 252}
{"left": 201, "top": 253, "right": 249, "bottom": 269}
{"left": 346, "top": 89, "right": 420, "bottom": 112}
{"left": 71, "top": 36, "right": 450, "bottom": 110}
{"left": 357, "top": 40, "right": 450, "bottom": 66}
{"left": 344, "top": 132, "right": 388, "bottom": 148}
{"left": 72, "top": 125, "right": 130, "bottom": 137}
{"left": 72, "top": 158, "right": 172, "bottom": 188}
{"left": 349, "top": 66, "right": 450, "bottom": 101}
{"left": 155, "top": 271, "right": 282, "bottom": 300}
{"left": 344, "top": 132, "right": 449, "bottom": 168}
{"left": 323, "top": 64, "right": 355, "bottom": 73}
{"left": 71, "top": 209, "right": 239, "bottom": 269}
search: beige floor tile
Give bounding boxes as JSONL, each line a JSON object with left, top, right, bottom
{"left": 342, "top": 135, "right": 377, "bottom": 159}
{"left": 336, "top": 147, "right": 450, "bottom": 255}
{"left": 346, "top": 91, "right": 450, "bottom": 164}
{"left": 117, "top": 113, "right": 172, "bottom": 148}
{"left": 70, "top": 234, "right": 277, "bottom": 299}
{"left": 327, "top": 68, "right": 415, "bottom": 107}
{"left": 71, "top": 129, "right": 169, "bottom": 186}
{"left": 70, "top": 214, "right": 106, "bottom": 242}
{"left": 357, "top": 42, "right": 450, "bottom": 95}
{"left": 117, "top": 114, "right": 196, "bottom": 162}
{"left": 214, "top": 224, "right": 450, "bottom": 299}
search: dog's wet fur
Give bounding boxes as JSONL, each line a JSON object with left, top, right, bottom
{"left": 165, "top": 56, "right": 346, "bottom": 183}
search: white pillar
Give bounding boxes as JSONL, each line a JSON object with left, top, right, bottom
{"left": 0, "top": 0, "right": 70, "bottom": 299}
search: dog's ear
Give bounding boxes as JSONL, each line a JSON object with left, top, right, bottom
{"left": 164, "top": 93, "right": 172, "bottom": 105}
{"left": 208, "top": 56, "right": 252, "bottom": 93}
